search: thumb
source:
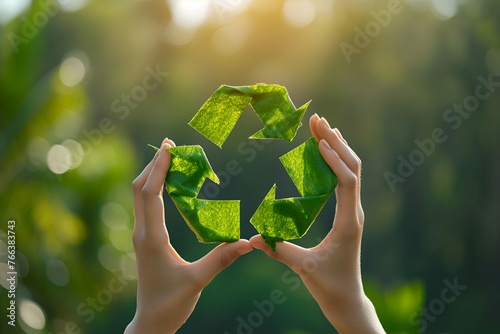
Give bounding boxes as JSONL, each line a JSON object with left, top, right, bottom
{"left": 249, "top": 235, "right": 307, "bottom": 272}
{"left": 192, "top": 240, "right": 253, "bottom": 286}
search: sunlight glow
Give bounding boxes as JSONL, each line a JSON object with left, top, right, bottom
{"left": 213, "top": 0, "right": 253, "bottom": 21}
{"left": 168, "top": 0, "right": 210, "bottom": 30}
{"left": 166, "top": 22, "right": 195, "bottom": 45}
{"left": 211, "top": 19, "right": 252, "bottom": 55}
{"left": 283, "top": 0, "right": 317, "bottom": 28}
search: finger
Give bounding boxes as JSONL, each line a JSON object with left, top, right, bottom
{"left": 192, "top": 240, "right": 253, "bottom": 286}
{"left": 164, "top": 138, "right": 176, "bottom": 148}
{"left": 132, "top": 143, "right": 165, "bottom": 227}
{"left": 316, "top": 119, "right": 360, "bottom": 177}
{"left": 319, "top": 139, "right": 358, "bottom": 220}
{"left": 249, "top": 235, "right": 308, "bottom": 272}
{"left": 334, "top": 128, "right": 362, "bottom": 177}
{"left": 330, "top": 128, "right": 363, "bottom": 212}
{"left": 333, "top": 127, "right": 348, "bottom": 146}
{"left": 133, "top": 138, "right": 174, "bottom": 221}
{"left": 309, "top": 113, "right": 321, "bottom": 142}
{"left": 142, "top": 142, "right": 173, "bottom": 236}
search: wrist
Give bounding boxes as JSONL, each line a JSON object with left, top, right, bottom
{"left": 328, "top": 293, "right": 385, "bottom": 334}
{"left": 314, "top": 281, "right": 384, "bottom": 334}
{"left": 125, "top": 312, "right": 176, "bottom": 334}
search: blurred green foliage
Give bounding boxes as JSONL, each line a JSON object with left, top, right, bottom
{"left": 1, "top": 0, "right": 499, "bottom": 333}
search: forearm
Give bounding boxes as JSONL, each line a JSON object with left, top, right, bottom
{"left": 322, "top": 294, "right": 385, "bottom": 334}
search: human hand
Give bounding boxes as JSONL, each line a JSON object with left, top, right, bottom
{"left": 125, "top": 138, "right": 253, "bottom": 334}
{"left": 249, "top": 115, "right": 385, "bottom": 333}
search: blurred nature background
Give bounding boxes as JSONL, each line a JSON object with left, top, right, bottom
{"left": 1, "top": 0, "right": 499, "bottom": 333}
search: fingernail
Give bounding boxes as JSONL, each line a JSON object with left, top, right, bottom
{"left": 159, "top": 143, "right": 167, "bottom": 155}
{"left": 320, "top": 117, "right": 330, "bottom": 128}
{"left": 334, "top": 128, "right": 343, "bottom": 139}
{"left": 321, "top": 139, "right": 332, "bottom": 150}
{"left": 313, "top": 113, "right": 319, "bottom": 119}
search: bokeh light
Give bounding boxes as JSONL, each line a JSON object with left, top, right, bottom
{"left": 168, "top": 0, "right": 210, "bottom": 30}
{"left": 430, "top": 0, "right": 458, "bottom": 20}
{"left": 283, "top": 0, "right": 317, "bottom": 27}
{"left": 0, "top": 262, "right": 14, "bottom": 290}
{"left": 62, "top": 139, "right": 84, "bottom": 169}
{"left": 46, "top": 144, "right": 71, "bottom": 174}
{"left": 46, "top": 258, "right": 70, "bottom": 286}
{"left": 19, "top": 300, "right": 46, "bottom": 331}
{"left": 57, "top": 0, "right": 88, "bottom": 12}
{"left": 109, "top": 227, "right": 133, "bottom": 252}
{"left": 0, "top": 233, "right": 7, "bottom": 258}
{"left": 101, "top": 202, "right": 130, "bottom": 230}
{"left": 59, "top": 56, "right": 86, "bottom": 87}
{"left": 98, "top": 244, "right": 121, "bottom": 271}
{"left": 0, "top": 0, "right": 31, "bottom": 24}
{"left": 120, "top": 253, "right": 137, "bottom": 280}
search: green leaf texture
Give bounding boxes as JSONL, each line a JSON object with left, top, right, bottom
{"left": 155, "top": 145, "right": 240, "bottom": 243}
{"left": 153, "top": 85, "right": 337, "bottom": 248}
{"left": 250, "top": 137, "right": 338, "bottom": 250}
{"left": 189, "top": 84, "right": 311, "bottom": 147}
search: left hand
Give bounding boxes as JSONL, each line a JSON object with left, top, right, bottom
{"left": 125, "top": 138, "right": 253, "bottom": 334}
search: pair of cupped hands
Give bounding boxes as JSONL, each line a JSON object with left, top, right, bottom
{"left": 124, "top": 115, "right": 385, "bottom": 334}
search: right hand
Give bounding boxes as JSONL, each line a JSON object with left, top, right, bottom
{"left": 249, "top": 114, "right": 385, "bottom": 334}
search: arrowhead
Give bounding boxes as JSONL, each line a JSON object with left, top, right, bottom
{"left": 280, "top": 137, "right": 338, "bottom": 197}
{"left": 250, "top": 137, "right": 337, "bottom": 250}
{"left": 157, "top": 145, "right": 240, "bottom": 243}
{"left": 250, "top": 100, "right": 310, "bottom": 141}
{"left": 189, "top": 84, "right": 309, "bottom": 147}
{"left": 189, "top": 85, "right": 253, "bottom": 147}
{"left": 250, "top": 184, "right": 331, "bottom": 250}
{"left": 165, "top": 145, "right": 219, "bottom": 198}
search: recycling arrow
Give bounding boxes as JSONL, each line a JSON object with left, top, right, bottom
{"left": 151, "top": 144, "right": 240, "bottom": 242}
{"left": 250, "top": 137, "right": 337, "bottom": 250}
{"left": 189, "top": 84, "right": 311, "bottom": 147}
{"left": 158, "top": 83, "right": 337, "bottom": 249}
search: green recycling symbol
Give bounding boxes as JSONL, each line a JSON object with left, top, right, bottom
{"left": 159, "top": 84, "right": 338, "bottom": 250}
